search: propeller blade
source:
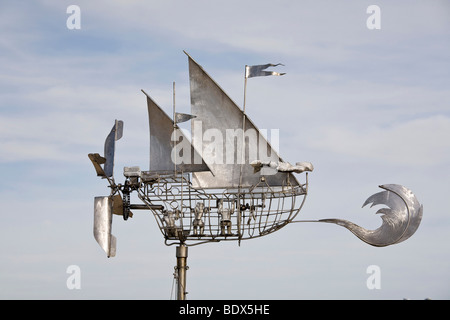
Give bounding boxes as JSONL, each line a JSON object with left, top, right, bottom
{"left": 104, "top": 120, "right": 124, "bottom": 178}
{"left": 88, "top": 153, "right": 107, "bottom": 177}
{"left": 93, "top": 196, "right": 116, "bottom": 257}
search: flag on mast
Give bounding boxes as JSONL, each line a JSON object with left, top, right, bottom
{"left": 245, "top": 63, "right": 285, "bottom": 78}
{"left": 175, "top": 112, "right": 196, "bottom": 124}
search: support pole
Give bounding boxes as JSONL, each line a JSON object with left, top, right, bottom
{"left": 176, "top": 244, "right": 188, "bottom": 300}
{"left": 173, "top": 81, "right": 177, "bottom": 174}
{"left": 237, "top": 66, "right": 249, "bottom": 244}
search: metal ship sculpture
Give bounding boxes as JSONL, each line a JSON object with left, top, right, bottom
{"left": 89, "top": 52, "right": 423, "bottom": 299}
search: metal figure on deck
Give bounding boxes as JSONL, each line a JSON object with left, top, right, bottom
{"left": 218, "top": 200, "right": 235, "bottom": 236}
{"left": 193, "top": 203, "right": 206, "bottom": 236}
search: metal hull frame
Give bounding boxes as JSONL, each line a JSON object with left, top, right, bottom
{"left": 136, "top": 171, "right": 309, "bottom": 246}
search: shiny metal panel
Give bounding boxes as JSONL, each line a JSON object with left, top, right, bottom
{"left": 93, "top": 196, "right": 116, "bottom": 257}
{"left": 104, "top": 120, "right": 123, "bottom": 178}
{"left": 175, "top": 112, "right": 196, "bottom": 124}
{"left": 144, "top": 91, "right": 210, "bottom": 173}
{"left": 245, "top": 63, "right": 285, "bottom": 78}
{"left": 320, "top": 184, "right": 423, "bottom": 247}
{"left": 379, "top": 184, "right": 423, "bottom": 244}
{"left": 186, "top": 53, "right": 298, "bottom": 188}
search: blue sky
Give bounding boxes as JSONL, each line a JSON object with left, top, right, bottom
{"left": 1, "top": 0, "right": 449, "bottom": 299}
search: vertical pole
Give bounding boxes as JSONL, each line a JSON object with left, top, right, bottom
{"left": 173, "top": 81, "right": 177, "bottom": 174}
{"left": 176, "top": 244, "right": 188, "bottom": 300}
{"left": 243, "top": 66, "right": 248, "bottom": 114}
{"left": 237, "top": 66, "right": 249, "bottom": 244}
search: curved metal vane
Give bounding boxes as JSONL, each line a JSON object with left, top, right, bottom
{"left": 104, "top": 120, "right": 123, "bottom": 178}
{"left": 320, "top": 184, "right": 423, "bottom": 247}
{"left": 94, "top": 196, "right": 116, "bottom": 257}
{"left": 90, "top": 120, "right": 124, "bottom": 257}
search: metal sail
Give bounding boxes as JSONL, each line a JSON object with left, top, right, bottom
{"left": 143, "top": 90, "right": 211, "bottom": 173}
{"left": 186, "top": 52, "right": 299, "bottom": 188}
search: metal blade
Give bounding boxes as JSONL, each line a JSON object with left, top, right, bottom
{"left": 88, "top": 153, "right": 107, "bottom": 177}
{"left": 104, "top": 120, "right": 124, "bottom": 178}
{"left": 93, "top": 196, "right": 116, "bottom": 257}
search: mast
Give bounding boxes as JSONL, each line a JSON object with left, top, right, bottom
{"left": 173, "top": 81, "right": 177, "bottom": 173}
{"left": 238, "top": 66, "right": 249, "bottom": 243}
{"left": 239, "top": 68, "right": 249, "bottom": 186}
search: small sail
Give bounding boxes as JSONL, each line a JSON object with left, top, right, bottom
{"left": 186, "top": 52, "right": 299, "bottom": 189}
{"left": 143, "top": 90, "right": 210, "bottom": 173}
{"left": 175, "top": 112, "right": 196, "bottom": 124}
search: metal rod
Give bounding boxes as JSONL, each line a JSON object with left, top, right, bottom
{"left": 173, "top": 81, "right": 177, "bottom": 174}
{"left": 237, "top": 66, "right": 249, "bottom": 243}
{"left": 243, "top": 66, "right": 248, "bottom": 114}
{"left": 176, "top": 244, "right": 188, "bottom": 300}
{"left": 129, "top": 204, "right": 163, "bottom": 210}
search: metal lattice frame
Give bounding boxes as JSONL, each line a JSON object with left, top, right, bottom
{"left": 135, "top": 171, "right": 309, "bottom": 246}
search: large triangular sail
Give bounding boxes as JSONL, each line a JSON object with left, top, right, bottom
{"left": 186, "top": 52, "right": 299, "bottom": 189}
{"left": 144, "top": 90, "right": 210, "bottom": 173}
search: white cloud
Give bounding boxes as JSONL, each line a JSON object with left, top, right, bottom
{"left": 311, "top": 115, "right": 450, "bottom": 166}
{"left": 76, "top": 0, "right": 450, "bottom": 60}
{"left": 1, "top": 0, "right": 450, "bottom": 300}
{"left": 0, "top": 84, "right": 147, "bottom": 163}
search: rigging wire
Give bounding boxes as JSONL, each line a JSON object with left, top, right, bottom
{"left": 170, "top": 266, "right": 177, "bottom": 300}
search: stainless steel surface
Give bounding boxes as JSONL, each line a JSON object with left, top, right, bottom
{"left": 93, "top": 196, "right": 116, "bottom": 257}
{"left": 137, "top": 171, "right": 307, "bottom": 246}
{"left": 186, "top": 52, "right": 299, "bottom": 189}
{"left": 175, "top": 245, "right": 188, "bottom": 300}
{"left": 89, "top": 54, "right": 423, "bottom": 251}
{"left": 245, "top": 63, "right": 286, "bottom": 78}
{"left": 376, "top": 184, "right": 423, "bottom": 244}
{"left": 88, "top": 52, "right": 425, "bottom": 300}
{"left": 251, "top": 160, "right": 314, "bottom": 174}
{"left": 320, "top": 184, "right": 423, "bottom": 247}
{"left": 123, "top": 166, "right": 141, "bottom": 177}
{"left": 175, "top": 112, "right": 196, "bottom": 124}
{"left": 90, "top": 54, "right": 309, "bottom": 249}
{"left": 143, "top": 90, "right": 210, "bottom": 173}
{"left": 104, "top": 120, "right": 123, "bottom": 178}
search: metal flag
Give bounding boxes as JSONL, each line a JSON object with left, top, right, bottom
{"left": 245, "top": 63, "right": 285, "bottom": 78}
{"left": 175, "top": 112, "right": 197, "bottom": 124}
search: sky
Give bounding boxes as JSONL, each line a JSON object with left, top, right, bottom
{"left": 0, "top": 0, "right": 449, "bottom": 299}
